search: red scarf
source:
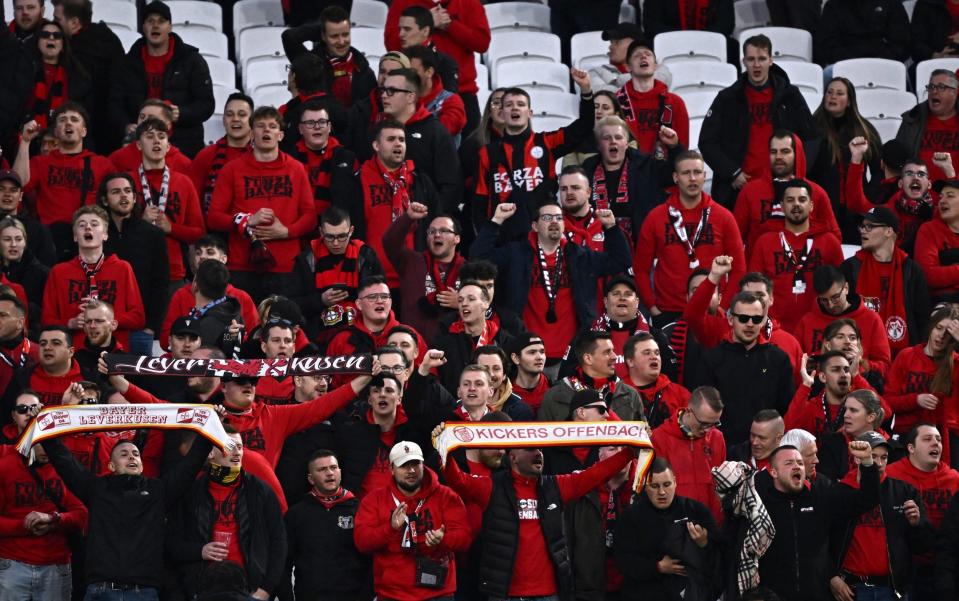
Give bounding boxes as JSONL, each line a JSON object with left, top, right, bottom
{"left": 679, "top": 0, "right": 710, "bottom": 30}
{"left": 328, "top": 51, "right": 356, "bottom": 107}
{"left": 591, "top": 159, "right": 632, "bottom": 241}
{"left": 424, "top": 252, "right": 464, "bottom": 305}
{"left": 312, "top": 238, "right": 363, "bottom": 290}
{"left": 376, "top": 158, "right": 413, "bottom": 220}
{"left": 855, "top": 248, "right": 910, "bottom": 354}
{"left": 308, "top": 486, "right": 355, "bottom": 509}
{"left": 513, "top": 373, "right": 551, "bottom": 411}
{"left": 449, "top": 317, "right": 500, "bottom": 349}
{"left": 203, "top": 138, "right": 249, "bottom": 212}
{"left": 141, "top": 36, "right": 175, "bottom": 99}
{"left": 32, "top": 63, "right": 68, "bottom": 129}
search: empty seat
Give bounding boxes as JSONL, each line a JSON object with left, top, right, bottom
{"left": 167, "top": 1, "right": 222, "bottom": 31}
{"left": 252, "top": 84, "right": 291, "bottom": 109}
{"left": 487, "top": 32, "right": 561, "bottom": 79}
{"left": 475, "top": 62, "right": 490, "bottom": 91}
{"left": 476, "top": 88, "right": 491, "bottom": 114}
{"left": 689, "top": 117, "right": 704, "bottom": 150}
{"left": 571, "top": 31, "right": 608, "bottom": 71}
{"left": 534, "top": 115, "right": 574, "bottom": 132}
{"left": 93, "top": 0, "right": 137, "bottom": 32}
{"left": 669, "top": 61, "right": 738, "bottom": 95}
{"left": 244, "top": 58, "right": 289, "bottom": 95}
{"left": 841, "top": 244, "right": 861, "bottom": 260}
{"left": 212, "top": 85, "right": 239, "bottom": 113}
{"left": 237, "top": 27, "right": 285, "bottom": 74}
{"left": 204, "top": 116, "right": 226, "bottom": 144}
{"left": 495, "top": 61, "right": 569, "bottom": 92}
{"left": 916, "top": 58, "right": 959, "bottom": 100}
{"left": 680, "top": 90, "right": 718, "bottom": 120}
{"left": 485, "top": 2, "right": 551, "bottom": 33}
{"left": 655, "top": 31, "right": 727, "bottom": 64}
{"left": 734, "top": 0, "right": 771, "bottom": 36}
{"left": 777, "top": 61, "right": 823, "bottom": 96}
{"left": 178, "top": 28, "right": 229, "bottom": 59}
{"left": 856, "top": 90, "right": 917, "bottom": 120}
{"left": 868, "top": 119, "right": 902, "bottom": 144}
{"left": 832, "top": 58, "right": 907, "bottom": 92}
{"left": 528, "top": 90, "right": 578, "bottom": 120}
{"left": 801, "top": 90, "right": 820, "bottom": 113}
{"left": 350, "top": 27, "right": 387, "bottom": 63}
{"left": 206, "top": 57, "right": 237, "bottom": 89}
{"left": 903, "top": 0, "right": 917, "bottom": 21}
{"left": 737, "top": 27, "right": 812, "bottom": 63}
{"left": 351, "top": 0, "right": 388, "bottom": 28}
{"left": 233, "top": 0, "right": 285, "bottom": 39}
{"left": 114, "top": 28, "right": 140, "bottom": 52}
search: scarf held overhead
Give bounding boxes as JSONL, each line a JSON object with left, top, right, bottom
{"left": 103, "top": 353, "right": 372, "bottom": 377}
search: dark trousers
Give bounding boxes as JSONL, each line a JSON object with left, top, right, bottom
{"left": 461, "top": 92, "right": 481, "bottom": 141}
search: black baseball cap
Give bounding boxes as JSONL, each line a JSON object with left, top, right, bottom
{"left": 858, "top": 206, "right": 899, "bottom": 232}
{"left": 568, "top": 389, "right": 604, "bottom": 417}
{"left": 0, "top": 169, "right": 22, "bottom": 188}
{"left": 856, "top": 430, "right": 891, "bottom": 450}
{"left": 602, "top": 23, "right": 643, "bottom": 41}
{"left": 143, "top": 0, "right": 172, "bottom": 22}
{"left": 603, "top": 274, "right": 637, "bottom": 296}
{"left": 170, "top": 317, "right": 202, "bottom": 337}
{"left": 507, "top": 332, "right": 545, "bottom": 358}
{"left": 934, "top": 179, "right": 959, "bottom": 194}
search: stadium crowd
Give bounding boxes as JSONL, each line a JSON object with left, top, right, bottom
{"left": 5, "top": 0, "right": 959, "bottom": 601}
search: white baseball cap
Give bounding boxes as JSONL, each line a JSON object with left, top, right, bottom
{"left": 389, "top": 441, "right": 424, "bottom": 467}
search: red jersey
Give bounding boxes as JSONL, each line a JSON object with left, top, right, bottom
{"left": 742, "top": 85, "right": 773, "bottom": 179}
{"left": 614, "top": 79, "right": 690, "bottom": 154}
{"left": 26, "top": 150, "right": 114, "bottom": 225}
{"left": 41, "top": 254, "right": 145, "bottom": 350}
{"left": 735, "top": 178, "right": 842, "bottom": 255}
{"left": 839, "top": 472, "right": 891, "bottom": 577}
{"left": 523, "top": 238, "right": 577, "bottom": 359}
{"left": 748, "top": 228, "right": 844, "bottom": 334}
{"left": 160, "top": 282, "right": 259, "bottom": 349}
{"left": 109, "top": 142, "right": 192, "bottom": 175}
{"left": 628, "top": 374, "right": 690, "bottom": 428}
{"left": 914, "top": 216, "right": 959, "bottom": 298}
{"left": 358, "top": 157, "right": 420, "bottom": 288}
{"left": 209, "top": 480, "right": 245, "bottom": 567}
{"left": 635, "top": 193, "right": 745, "bottom": 313}
{"left": 132, "top": 167, "right": 205, "bottom": 280}
{"left": 207, "top": 152, "right": 317, "bottom": 273}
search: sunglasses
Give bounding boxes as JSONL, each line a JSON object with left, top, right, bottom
{"left": 582, "top": 404, "right": 608, "bottom": 414}
{"left": 231, "top": 377, "right": 259, "bottom": 386}
{"left": 14, "top": 404, "right": 41, "bottom": 415}
{"left": 730, "top": 313, "right": 764, "bottom": 325}
{"left": 39, "top": 31, "right": 64, "bottom": 40}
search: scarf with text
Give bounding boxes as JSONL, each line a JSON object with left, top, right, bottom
{"left": 854, "top": 247, "right": 909, "bottom": 353}
{"left": 32, "top": 63, "right": 68, "bottom": 129}
{"left": 424, "top": 252, "right": 464, "bottom": 305}
{"left": 328, "top": 51, "right": 356, "bottom": 107}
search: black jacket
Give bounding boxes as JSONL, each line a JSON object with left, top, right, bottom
{"left": 911, "top": 0, "right": 954, "bottom": 62}
{"left": 687, "top": 341, "right": 795, "bottom": 447}
{"left": 817, "top": 432, "right": 908, "bottom": 482}
{"left": 935, "top": 491, "right": 959, "bottom": 600}
{"left": 1, "top": 211, "right": 56, "bottom": 267}
{"left": 287, "top": 142, "right": 360, "bottom": 222}
{"left": 284, "top": 493, "right": 372, "bottom": 600}
{"left": 68, "top": 20, "right": 125, "bottom": 153}
{"left": 699, "top": 64, "right": 818, "bottom": 207}
{"left": 471, "top": 221, "right": 632, "bottom": 328}
{"left": 723, "top": 464, "right": 880, "bottom": 601}
{"left": 28, "top": 59, "right": 95, "bottom": 126}
{"left": 109, "top": 33, "right": 215, "bottom": 157}
{"left": 815, "top": 0, "right": 911, "bottom": 65}
{"left": 614, "top": 494, "right": 721, "bottom": 601}
{"left": 0, "top": 28, "right": 35, "bottom": 158}
{"left": 434, "top": 325, "right": 514, "bottom": 394}
{"left": 643, "top": 0, "right": 734, "bottom": 37}
{"left": 842, "top": 254, "right": 930, "bottom": 347}
{"left": 281, "top": 26, "right": 377, "bottom": 109}
{"left": 831, "top": 475, "right": 934, "bottom": 595}
{"left": 194, "top": 296, "right": 244, "bottom": 355}
{"left": 104, "top": 215, "right": 170, "bottom": 332}
{"left": 168, "top": 470, "right": 287, "bottom": 596}
{"left": 581, "top": 146, "right": 681, "bottom": 242}
{"left": 44, "top": 434, "right": 212, "bottom": 588}
{"left": 2, "top": 248, "right": 49, "bottom": 325}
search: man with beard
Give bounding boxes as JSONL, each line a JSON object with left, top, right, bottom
{"left": 284, "top": 450, "right": 371, "bottom": 601}
{"left": 558, "top": 166, "right": 605, "bottom": 251}
{"left": 252, "top": 318, "right": 299, "bottom": 406}
{"left": 843, "top": 206, "right": 929, "bottom": 356}
{"left": 191, "top": 93, "right": 253, "bottom": 213}
{"left": 915, "top": 179, "right": 959, "bottom": 304}
{"left": 623, "top": 332, "right": 689, "bottom": 429}
{"left": 735, "top": 131, "right": 840, "bottom": 254}
{"left": 354, "top": 441, "right": 470, "bottom": 601}
{"left": 786, "top": 351, "right": 853, "bottom": 438}
{"left": 539, "top": 330, "right": 644, "bottom": 423}
{"left": 73, "top": 300, "right": 121, "bottom": 380}
{"left": 748, "top": 179, "right": 843, "bottom": 333}
{"left": 509, "top": 333, "right": 550, "bottom": 416}
{"left": 687, "top": 291, "right": 794, "bottom": 447}
{"left": 0, "top": 294, "right": 37, "bottom": 401}
{"left": 10, "top": 0, "right": 43, "bottom": 44}
{"left": 781, "top": 429, "right": 824, "bottom": 483}
{"left": 0, "top": 169, "right": 55, "bottom": 266}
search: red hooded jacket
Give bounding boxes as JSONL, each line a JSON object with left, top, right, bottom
{"left": 793, "top": 294, "right": 892, "bottom": 378}
{"left": 614, "top": 79, "right": 690, "bottom": 154}
{"left": 650, "top": 414, "right": 726, "bottom": 522}
{"left": 109, "top": 141, "right": 192, "bottom": 175}
{"left": 914, "top": 216, "right": 959, "bottom": 298}
{"left": 25, "top": 149, "right": 115, "bottom": 225}
{"left": 885, "top": 457, "right": 959, "bottom": 529}
{"left": 885, "top": 344, "right": 955, "bottom": 437}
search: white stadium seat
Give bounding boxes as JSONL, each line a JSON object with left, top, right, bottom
{"left": 114, "top": 28, "right": 140, "bottom": 53}
{"left": 475, "top": 62, "right": 490, "bottom": 91}
{"left": 903, "top": 0, "right": 917, "bottom": 21}
{"left": 680, "top": 90, "right": 718, "bottom": 120}
{"left": 916, "top": 58, "right": 959, "bottom": 101}
{"left": 237, "top": 27, "right": 285, "bottom": 74}
{"left": 668, "top": 61, "right": 738, "bottom": 95}
{"left": 485, "top": 2, "right": 551, "bottom": 33}
{"left": 252, "top": 84, "right": 291, "bottom": 109}
{"left": 777, "top": 61, "right": 823, "bottom": 96}
{"left": 167, "top": 1, "right": 223, "bottom": 31}
{"left": 571, "top": 31, "right": 608, "bottom": 71}
{"left": 212, "top": 85, "right": 238, "bottom": 113}
{"left": 734, "top": 0, "right": 771, "bottom": 36}
{"left": 350, "top": 27, "right": 387, "bottom": 64}
{"left": 177, "top": 28, "right": 229, "bottom": 59}
{"left": 206, "top": 57, "right": 237, "bottom": 89}
{"left": 233, "top": 0, "right": 285, "bottom": 39}
{"left": 244, "top": 58, "right": 288, "bottom": 95}
{"left": 841, "top": 244, "right": 860, "bottom": 260}
{"left": 655, "top": 31, "right": 727, "bottom": 64}
{"left": 495, "top": 61, "right": 569, "bottom": 93}
{"left": 832, "top": 58, "right": 907, "bottom": 92}
{"left": 869, "top": 119, "right": 902, "bottom": 144}
{"left": 528, "top": 90, "right": 578, "bottom": 120}
{"left": 487, "top": 32, "right": 561, "bottom": 80}
{"left": 92, "top": 0, "right": 138, "bottom": 32}
{"left": 737, "top": 27, "right": 812, "bottom": 63}
{"left": 856, "top": 90, "right": 917, "bottom": 121}
{"left": 534, "top": 116, "right": 574, "bottom": 132}
{"left": 801, "top": 90, "right": 820, "bottom": 113}
{"left": 689, "top": 117, "right": 704, "bottom": 150}
{"left": 203, "top": 116, "right": 226, "bottom": 144}
{"left": 351, "top": 0, "right": 388, "bottom": 28}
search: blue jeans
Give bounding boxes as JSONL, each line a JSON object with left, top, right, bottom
{"left": 0, "top": 557, "right": 71, "bottom": 601}
{"left": 127, "top": 330, "right": 156, "bottom": 356}
{"left": 83, "top": 583, "right": 158, "bottom": 601}
{"left": 853, "top": 584, "right": 897, "bottom": 601}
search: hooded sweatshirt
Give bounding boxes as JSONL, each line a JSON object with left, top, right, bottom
{"left": 914, "top": 215, "right": 959, "bottom": 298}
{"left": 793, "top": 292, "right": 892, "bottom": 377}
{"left": 614, "top": 79, "right": 690, "bottom": 154}
{"left": 650, "top": 414, "right": 726, "bottom": 522}
{"left": 109, "top": 141, "right": 192, "bottom": 175}
{"left": 885, "top": 457, "right": 959, "bottom": 530}
{"left": 25, "top": 149, "right": 115, "bottom": 225}
{"left": 885, "top": 344, "right": 955, "bottom": 436}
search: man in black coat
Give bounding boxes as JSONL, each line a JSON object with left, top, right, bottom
{"left": 699, "top": 34, "right": 818, "bottom": 208}
{"left": 815, "top": 0, "right": 910, "bottom": 66}
{"left": 108, "top": 1, "right": 214, "bottom": 157}
{"left": 0, "top": 9, "right": 34, "bottom": 158}
{"left": 937, "top": 489, "right": 959, "bottom": 600}
{"left": 168, "top": 430, "right": 286, "bottom": 601}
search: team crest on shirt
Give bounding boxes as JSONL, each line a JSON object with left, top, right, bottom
{"left": 337, "top": 515, "right": 354, "bottom": 529}
{"left": 886, "top": 316, "right": 906, "bottom": 342}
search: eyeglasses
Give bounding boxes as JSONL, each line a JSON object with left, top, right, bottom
{"left": 14, "top": 404, "right": 41, "bottom": 415}
{"left": 301, "top": 118, "right": 330, "bottom": 129}
{"left": 819, "top": 288, "right": 846, "bottom": 306}
{"left": 39, "top": 31, "right": 64, "bottom": 40}
{"left": 730, "top": 313, "right": 764, "bottom": 325}
{"left": 688, "top": 408, "right": 721, "bottom": 430}
{"left": 582, "top": 404, "right": 608, "bottom": 414}
{"left": 539, "top": 214, "right": 564, "bottom": 223}
{"left": 359, "top": 293, "right": 391, "bottom": 302}
{"left": 379, "top": 364, "right": 407, "bottom": 374}
{"left": 903, "top": 170, "right": 929, "bottom": 179}
{"left": 926, "top": 83, "right": 957, "bottom": 93}
{"left": 427, "top": 227, "right": 456, "bottom": 236}
{"left": 322, "top": 232, "right": 350, "bottom": 242}
{"left": 378, "top": 86, "right": 415, "bottom": 97}
{"left": 858, "top": 222, "right": 889, "bottom": 232}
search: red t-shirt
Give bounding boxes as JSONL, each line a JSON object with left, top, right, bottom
{"left": 26, "top": 150, "right": 115, "bottom": 225}
{"left": 134, "top": 167, "right": 206, "bottom": 280}
{"left": 523, "top": 248, "right": 577, "bottom": 360}
{"left": 920, "top": 114, "right": 959, "bottom": 181}
{"left": 209, "top": 480, "right": 245, "bottom": 568}
{"left": 742, "top": 85, "right": 774, "bottom": 179}
{"left": 141, "top": 37, "right": 175, "bottom": 99}
{"left": 840, "top": 476, "right": 890, "bottom": 577}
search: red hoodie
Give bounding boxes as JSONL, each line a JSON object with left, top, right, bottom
{"left": 512, "top": 373, "right": 551, "bottom": 416}
{"left": 748, "top": 227, "right": 844, "bottom": 334}
{"left": 25, "top": 149, "right": 115, "bottom": 225}
{"left": 385, "top": 0, "right": 491, "bottom": 95}
{"left": 191, "top": 138, "right": 249, "bottom": 210}
{"left": 109, "top": 141, "right": 192, "bottom": 175}
{"left": 443, "top": 448, "right": 634, "bottom": 597}
{"left": 844, "top": 160, "right": 936, "bottom": 250}
{"left": 733, "top": 134, "right": 842, "bottom": 253}
{"left": 886, "top": 457, "right": 959, "bottom": 529}
{"left": 358, "top": 155, "right": 421, "bottom": 288}
{"left": 614, "top": 79, "right": 690, "bottom": 154}
{"left": 28, "top": 359, "right": 82, "bottom": 406}
{"left": 354, "top": 467, "right": 471, "bottom": 601}
{"left": 885, "top": 344, "right": 955, "bottom": 438}
{"left": 635, "top": 192, "right": 745, "bottom": 313}
{"left": 0, "top": 453, "right": 87, "bottom": 565}
{"left": 624, "top": 373, "right": 690, "bottom": 428}
{"left": 914, "top": 216, "right": 959, "bottom": 298}
{"left": 159, "top": 282, "right": 259, "bottom": 349}
{"left": 41, "top": 254, "right": 145, "bottom": 350}
{"left": 133, "top": 167, "right": 206, "bottom": 280}
{"left": 650, "top": 415, "right": 726, "bottom": 523}
{"left": 793, "top": 295, "right": 892, "bottom": 378}
{"left": 207, "top": 151, "right": 317, "bottom": 273}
